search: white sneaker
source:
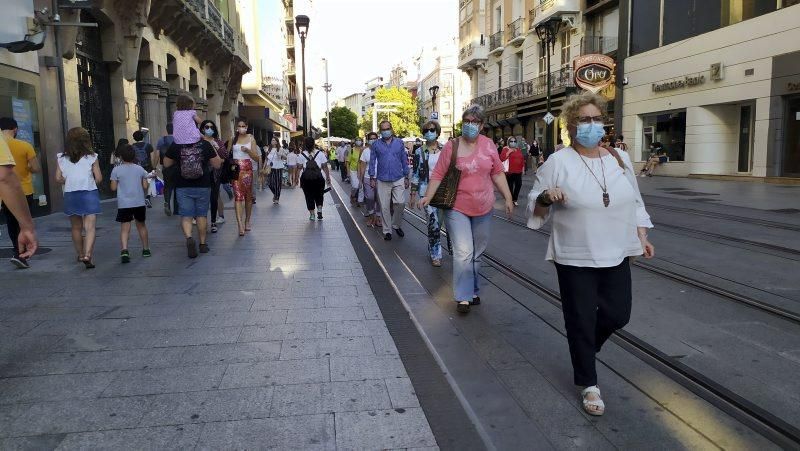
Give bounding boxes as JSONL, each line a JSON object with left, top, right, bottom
{"left": 217, "top": 217, "right": 226, "bottom": 224}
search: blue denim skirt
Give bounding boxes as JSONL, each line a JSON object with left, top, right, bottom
{"left": 63, "top": 189, "right": 101, "bottom": 216}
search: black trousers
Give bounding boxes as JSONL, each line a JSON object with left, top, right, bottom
{"left": 300, "top": 177, "right": 325, "bottom": 211}
{"left": 554, "top": 258, "right": 632, "bottom": 386}
{"left": 506, "top": 173, "right": 522, "bottom": 202}
{"left": 1, "top": 195, "right": 33, "bottom": 258}
{"left": 268, "top": 169, "right": 283, "bottom": 200}
{"left": 210, "top": 178, "right": 221, "bottom": 223}
{"left": 339, "top": 162, "right": 348, "bottom": 181}
{"left": 162, "top": 166, "right": 179, "bottom": 211}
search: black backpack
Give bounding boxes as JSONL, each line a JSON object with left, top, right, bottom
{"left": 301, "top": 151, "right": 323, "bottom": 181}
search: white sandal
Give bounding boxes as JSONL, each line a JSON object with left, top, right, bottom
{"left": 580, "top": 386, "right": 605, "bottom": 416}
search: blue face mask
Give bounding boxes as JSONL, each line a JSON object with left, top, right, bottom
{"left": 574, "top": 123, "right": 606, "bottom": 148}
{"left": 355, "top": 140, "right": 363, "bottom": 146}
{"left": 368, "top": 139, "right": 376, "bottom": 145}
{"left": 462, "top": 123, "right": 480, "bottom": 139}
{"left": 423, "top": 131, "right": 437, "bottom": 142}
{"left": 380, "top": 130, "right": 393, "bottom": 139}
{"left": 508, "top": 142, "right": 518, "bottom": 148}
{"left": 203, "top": 128, "right": 215, "bottom": 137}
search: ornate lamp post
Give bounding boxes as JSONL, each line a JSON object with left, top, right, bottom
{"left": 535, "top": 17, "right": 563, "bottom": 159}
{"left": 429, "top": 85, "right": 439, "bottom": 120}
{"left": 306, "top": 86, "right": 314, "bottom": 136}
{"left": 295, "top": 14, "right": 310, "bottom": 136}
{"left": 322, "top": 58, "right": 332, "bottom": 148}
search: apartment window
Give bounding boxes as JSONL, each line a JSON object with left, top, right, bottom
{"left": 721, "top": 0, "right": 778, "bottom": 26}
{"left": 630, "top": 0, "right": 660, "bottom": 54}
{"left": 511, "top": 52, "right": 523, "bottom": 84}
{"left": 497, "top": 61, "right": 503, "bottom": 88}
{"left": 538, "top": 52, "right": 546, "bottom": 75}
{"left": 495, "top": 4, "right": 503, "bottom": 32}
{"left": 560, "top": 31, "right": 571, "bottom": 69}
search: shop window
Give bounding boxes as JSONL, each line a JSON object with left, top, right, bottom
{"left": 641, "top": 111, "right": 687, "bottom": 161}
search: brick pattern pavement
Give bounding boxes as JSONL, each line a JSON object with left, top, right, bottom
{"left": 0, "top": 187, "right": 437, "bottom": 450}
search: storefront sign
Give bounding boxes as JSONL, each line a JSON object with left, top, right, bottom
{"left": 652, "top": 74, "right": 705, "bottom": 92}
{"left": 573, "top": 54, "right": 615, "bottom": 93}
{"left": 788, "top": 82, "right": 800, "bottom": 92}
{"left": 11, "top": 98, "right": 34, "bottom": 145}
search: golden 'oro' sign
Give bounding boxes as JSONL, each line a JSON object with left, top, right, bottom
{"left": 573, "top": 54, "right": 615, "bottom": 93}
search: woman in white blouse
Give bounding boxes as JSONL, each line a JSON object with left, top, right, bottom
{"left": 265, "top": 137, "right": 287, "bottom": 204}
{"left": 527, "top": 92, "right": 655, "bottom": 417}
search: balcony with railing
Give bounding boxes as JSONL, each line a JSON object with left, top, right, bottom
{"left": 262, "top": 76, "right": 288, "bottom": 105}
{"left": 582, "top": 35, "right": 618, "bottom": 55}
{"left": 285, "top": 6, "right": 294, "bottom": 24}
{"left": 458, "top": 35, "right": 488, "bottom": 70}
{"left": 459, "top": 0, "right": 474, "bottom": 23}
{"left": 287, "top": 62, "right": 296, "bottom": 78}
{"left": 286, "top": 33, "right": 295, "bottom": 49}
{"left": 530, "top": 0, "right": 580, "bottom": 28}
{"left": 507, "top": 17, "right": 525, "bottom": 46}
{"left": 471, "top": 67, "right": 574, "bottom": 110}
{"left": 489, "top": 30, "right": 504, "bottom": 55}
{"left": 168, "top": 0, "right": 249, "bottom": 68}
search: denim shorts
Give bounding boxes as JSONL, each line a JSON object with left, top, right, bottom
{"left": 176, "top": 187, "right": 211, "bottom": 218}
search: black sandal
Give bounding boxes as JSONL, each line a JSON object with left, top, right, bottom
{"left": 471, "top": 296, "right": 481, "bottom": 305}
{"left": 456, "top": 302, "right": 471, "bottom": 313}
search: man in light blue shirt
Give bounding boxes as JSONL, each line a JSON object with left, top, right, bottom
{"left": 369, "top": 120, "right": 410, "bottom": 240}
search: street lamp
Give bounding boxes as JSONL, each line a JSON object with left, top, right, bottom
{"left": 429, "top": 85, "right": 439, "bottom": 120}
{"left": 322, "top": 58, "right": 332, "bottom": 149}
{"left": 535, "top": 17, "right": 563, "bottom": 159}
{"left": 306, "top": 86, "right": 314, "bottom": 136}
{"left": 295, "top": 14, "right": 310, "bottom": 136}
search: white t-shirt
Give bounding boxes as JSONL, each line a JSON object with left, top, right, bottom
{"left": 266, "top": 147, "right": 286, "bottom": 169}
{"left": 301, "top": 150, "right": 328, "bottom": 171}
{"left": 359, "top": 148, "right": 371, "bottom": 178}
{"left": 57, "top": 153, "right": 98, "bottom": 192}
{"left": 286, "top": 152, "right": 298, "bottom": 166}
{"left": 526, "top": 148, "right": 653, "bottom": 267}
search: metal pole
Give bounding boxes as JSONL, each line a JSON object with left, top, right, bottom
{"left": 300, "top": 34, "right": 307, "bottom": 137}
{"left": 372, "top": 108, "right": 377, "bottom": 133}
{"left": 323, "top": 58, "right": 331, "bottom": 148}
{"left": 545, "top": 36, "right": 552, "bottom": 158}
{"left": 451, "top": 73, "right": 456, "bottom": 138}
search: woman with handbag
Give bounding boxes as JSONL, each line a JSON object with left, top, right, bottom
{"left": 527, "top": 92, "right": 654, "bottom": 417}
{"left": 228, "top": 120, "right": 259, "bottom": 236}
{"left": 420, "top": 104, "right": 514, "bottom": 314}
{"left": 415, "top": 120, "right": 444, "bottom": 267}
{"left": 265, "top": 137, "right": 286, "bottom": 204}
{"left": 200, "top": 120, "right": 228, "bottom": 233}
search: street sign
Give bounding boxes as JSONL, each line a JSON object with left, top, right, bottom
{"left": 543, "top": 112, "right": 555, "bottom": 125}
{"left": 430, "top": 111, "right": 439, "bottom": 120}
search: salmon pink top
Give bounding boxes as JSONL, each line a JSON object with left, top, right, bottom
{"left": 431, "top": 135, "right": 504, "bottom": 217}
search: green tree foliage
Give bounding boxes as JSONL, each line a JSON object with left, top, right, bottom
{"left": 322, "top": 106, "right": 359, "bottom": 139}
{"left": 359, "top": 87, "right": 421, "bottom": 138}
{"left": 454, "top": 120, "right": 462, "bottom": 137}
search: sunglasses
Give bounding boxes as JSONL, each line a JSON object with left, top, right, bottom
{"left": 203, "top": 125, "right": 214, "bottom": 130}
{"left": 423, "top": 128, "right": 437, "bottom": 133}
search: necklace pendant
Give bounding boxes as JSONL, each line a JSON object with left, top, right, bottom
{"left": 603, "top": 192, "right": 610, "bottom": 207}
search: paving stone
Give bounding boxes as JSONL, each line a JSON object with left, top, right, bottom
{"left": 239, "top": 322, "right": 327, "bottom": 342}
{"left": 326, "top": 319, "right": 390, "bottom": 338}
{"left": 138, "top": 387, "right": 274, "bottom": 427}
{"left": 55, "top": 424, "right": 203, "bottom": 450}
{"left": 178, "top": 342, "right": 282, "bottom": 365}
{"left": 279, "top": 337, "right": 376, "bottom": 360}
{"left": 385, "top": 377, "right": 421, "bottom": 409}
{"left": 0, "top": 352, "right": 81, "bottom": 377}
{"left": 202, "top": 310, "right": 288, "bottom": 327}
{"left": 22, "top": 319, "right": 126, "bottom": 336}
{"left": 0, "top": 397, "right": 151, "bottom": 437}
{"left": 53, "top": 327, "right": 242, "bottom": 352}
{"left": 251, "top": 296, "right": 326, "bottom": 310}
{"left": 0, "top": 321, "right": 41, "bottom": 337}
{"left": 197, "top": 414, "right": 335, "bottom": 450}
{"left": 220, "top": 358, "right": 330, "bottom": 388}
{"left": 330, "top": 356, "right": 408, "bottom": 381}
{"left": 0, "top": 372, "right": 117, "bottom": 404}
{"left": 0, "top": 434, "right": 68, "bottom": 450}
{"left": 71, "top": 348, "right": 187, "bottom": 373}
{"left": 323, "top": 295, "right": 378, "bottom": 308}
{"left": 270, "top": 380, "right": 392, "bottom": 416}
{"left": 101, "top": 364, "right": 227, "bottom": 397}
{"left": 114, "top": 314, "right": 209, "bottom": 332}
{"left": 335, "top": 408, "right": 437, "bottom": 450}
{"left": 372, "top": 333, "right": 400, "bottom": 356}
{"left": 286, "top": 307, "right": 365, "bottom": 323}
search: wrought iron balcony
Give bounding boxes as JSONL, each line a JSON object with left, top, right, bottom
{"left": 287, "top": 62, "right": 296, "bottom": 77}
{"left": 287, "top": 34, "right": 295, "bottom": 48}
{"left": 458, "top": 35, "right": 488, "bottom": 70}
{"left": 582, "top": 35, "right": 618, "bottom": 55}
{"left": 507, "top": 17, "right": 525, "bottom": 46}
{"left": 489, "top": 31, "right": 504, "bottom": 54}
{"left": 530, "top": 0, "right": 580, "bottom": 28}
{"left": 471, "top": 67, "right": 574, "bottom": 110}
{"left": 167, "top": 0, "right": 248, "bottom": 67}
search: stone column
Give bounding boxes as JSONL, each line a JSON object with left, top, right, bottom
{"left": 139, "top": 78, "right": 169, "bottom": 134}
{"left": 158, "top": 84, "right": 169, "bottom": 131}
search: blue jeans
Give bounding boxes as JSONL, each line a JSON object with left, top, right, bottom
{"left": 176, "top": 187, "right": 211, "bottom": 218}
{"left": 419, "top": 182, "right": 442, "bottom": 261}
{"left": 443, "top": 209, "right": 492, "bottom": 302}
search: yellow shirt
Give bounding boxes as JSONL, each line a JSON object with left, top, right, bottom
{"left": 0, "top": 134, "right": 14, "bottom": 204}
{"left": 7, "top": 138, "right": 36, "bottom": 195}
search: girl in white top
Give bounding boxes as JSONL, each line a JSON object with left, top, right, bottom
{"left": 527, "top": 92, "right": 654, "bottom": 417}
{"left": 286, "top": 145, "right": 298, "bottom": 187}
{"left": 265, "top": 137, "right": 287, "bottom": 204}
{"left": 55, "top": 127, "right": 103, "bottom": 268}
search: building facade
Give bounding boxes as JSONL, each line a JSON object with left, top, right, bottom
{"left": 0, "top": 0, "right": 250, "bottom": 214}
{"left": 239, "top": 0, "right": 293, "bottom": 145}
{"left": 335, "top": 92, "right": 365, "bottom": 118}
{"left": 417, "top": 39, "right": 472, "bottom": 139}
{"left": 622, "top": 0, "right": 800, "bottom": 179}
{"left": 458, "top": 0, "right": 611, "bottom": 149}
